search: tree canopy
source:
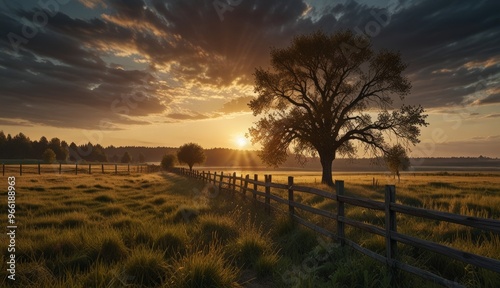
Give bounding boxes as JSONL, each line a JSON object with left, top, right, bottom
{"left": 177, "top": 143, "right": 206, "bottom": 171}
{"left": 248, "top": 30, "right": 428, "bottom": 186}
{"left": 385, "top": 144, "right": 410, "bottom": 182}
{"left": 161, "top": 154, "right": 177, "bottom": 170}
{"left": 42, "top": 148, "right": 56, "bottom": 163}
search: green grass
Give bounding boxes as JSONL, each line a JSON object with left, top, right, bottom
{"left": 1, "top": 171, "right": 499, "bottom": 287}
{"left": 260, "top": 171, "right": 500, "bottom": 287}
{"left": 168, "top": 241, "right": 239, "bottom": 288}
{"left": 124, "top": 247, "right": 168, "bottom": 287}
{"left": 0, "top": 172, "right": 281, "bottom": 287}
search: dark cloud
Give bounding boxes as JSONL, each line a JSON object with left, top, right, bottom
{"left": 0, "top": 8, "right": 169, "bottom": 129}
{"left": 475, "top": 93, "right": 500, "bottom": 105}
{"left": 372, "top": 0, "right": 500, "bottom": 108}
{"left": 147, "top": 0, "right": 311, "bottom": 85}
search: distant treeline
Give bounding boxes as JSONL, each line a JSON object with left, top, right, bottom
{"left": 0, "top": 132, "right": 110, "bottom": 163}
{"left": 1, "top": 131, "right": 499, "bottom": 169}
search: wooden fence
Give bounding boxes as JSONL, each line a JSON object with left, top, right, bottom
{"left": 1, "top": 163, "right": 160, "bottom": 176}
{"left": 175, "top": 168, "right": 500, "bottom": 288}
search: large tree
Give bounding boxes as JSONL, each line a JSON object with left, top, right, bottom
{"left": 177, "top": 143, "right": 206, "bottom": 171}
{"left": 248, "top": 31, "right": 428, "bottom": 186}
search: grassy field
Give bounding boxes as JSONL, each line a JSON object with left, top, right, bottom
{"left": 0, "top": 171, "right": 499, "bottom": 287}
{"left": 250, "top": 171, "right": 500, "bottom": 287}
{"left": 0, "top": 172, "right": 289, "bottom": 287}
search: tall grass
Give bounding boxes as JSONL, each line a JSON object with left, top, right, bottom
{"left": 0, "top": 173, "right": 282, "bottom": 287}
{"left": 265, "top": 171, "right": 500, "bottom": 287}
{"left": 1, "top": 171, "right": 498, "bottom": 287}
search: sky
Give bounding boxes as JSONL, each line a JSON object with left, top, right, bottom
{"left": 0, "top": 0, "right": 499, "bottom": 158}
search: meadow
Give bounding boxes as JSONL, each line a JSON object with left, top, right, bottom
{"left": 241, "top": 170, "right": 500, "bottom": 287}
{"left": 0, "top": 170, "right": 499, "bottom": 287}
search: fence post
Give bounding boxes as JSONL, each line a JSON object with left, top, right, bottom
{"left": 288, "top": 176, "right": 294, "bottom": 216}
{"left": 38, "top": 162, "right": 41, "bottom": 175}
{"left": 265, "top": 175, "right": 271, "bottom": 214}
{"left": 336, "top": 180, "right": 345, "bottom": 246}
{"left": 219, "top": 172, "right": 224, "bottom": 191}
{"left": 102, "top": 164, "right": 104, "bottom": 174}
{"left": 89, "top": 164, "right": 91, "bottom": 174}
{"left": 75, "top": 163, "right": 78, "bottom": 175}
{"left": 232, "top": 172, "right": 237, "bottom": 194}
{"left": 20, "top": 163, "right": 22, "bottom": 176}
{"left": 59, "top": 163, "right": 61, "bottom": 174}
{"left": 128, "top": 164, "right": 130, "bottom": 174}
{"left": 2, "top": 164, "right": 5, "bottom": 176}
{"left": 253, "top": 174, "right": 258, "bottom": 201}
{"left": 243, "top": 174, "right": 249, "bottom": 196}
{"left": 115, "top": 164, "right": 117, "bottom": 175}
{"left": 240, "top": 174, "right": 244, "bottom": 194}
{"left": 385, "top": 185, "right": 397, "bottom": 267}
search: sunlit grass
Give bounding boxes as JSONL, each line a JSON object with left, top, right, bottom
{"left": 263, "top": 171, "right": 500, "bottom": 287}
{"left": 0, "top": 172, "right": 282, "bottom": 287}
{"left": 1, "top": 170, "right": 498, "bottom": 287}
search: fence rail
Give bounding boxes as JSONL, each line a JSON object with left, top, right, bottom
{"left": 174, "top": 167, "right": 500, "bottom": 288}
{"left": 1, "top": 163, "right": 160, "bottom": 176}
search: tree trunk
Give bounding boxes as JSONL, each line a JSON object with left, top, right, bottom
{"left": 319, "top": 151, "right": 334, "bottom": 187}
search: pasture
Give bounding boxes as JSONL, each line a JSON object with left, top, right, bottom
{"left": 0, "top": 170, "right": 499, "bottom": 287}
{"left": 0, "top": 172, "right": 283, "bottom": 287}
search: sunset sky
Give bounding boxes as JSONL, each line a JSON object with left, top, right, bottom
{"left": 0, "top": 0, "right": 499, "bottom": 157}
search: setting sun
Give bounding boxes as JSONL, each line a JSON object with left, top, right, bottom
{"left": 235, "top": 135, "right": 248, "bottom": 148}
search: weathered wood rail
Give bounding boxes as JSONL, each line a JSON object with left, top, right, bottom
{"left": 175, "top": 167, "right": 500, "bottom": 288}
{"left": 1, "top": 163, "right": 160, "bottom": 175}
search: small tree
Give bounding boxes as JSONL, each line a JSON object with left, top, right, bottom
{"left": 161, "top": 154, "right": 177, "bottom": 170}
{"left": 385, "top": 144, "right": 410, "bottom": 182}
{"left": 121, "top": 152, "right": 132, "bottom": 163}
{"left": 177, "top": 143, "right": 205, "bottom": 171}
{"left": 42, "top": 148, "right": 56, "bottom": 163}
